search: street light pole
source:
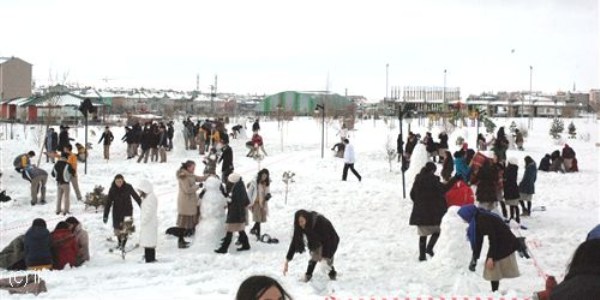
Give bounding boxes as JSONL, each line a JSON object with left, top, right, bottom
{"left": 386, "top": 63, "right": 389, "bottom": 100}
{"left": 315, "top": 104, "right": 325, "bottom": 158}
{"left": 529, "top": 65, "right": 533, "bottom": 129}
{"left": 398, "top": 105, "right": 406, "bottom": 199}
{"left": 443, "top": 69, "right": 447, "bottom": 129}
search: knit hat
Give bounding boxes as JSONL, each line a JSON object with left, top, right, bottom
{"left": 228, "top": 173, "right": 241, "bottom": 183}
{"left": 32, "top": 218, "right": 47, "bottom": 228}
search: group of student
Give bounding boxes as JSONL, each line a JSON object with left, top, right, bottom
{"left": 0, "top": 217, "right": 89, "bottom": 271}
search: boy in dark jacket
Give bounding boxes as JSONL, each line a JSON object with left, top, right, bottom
{"left": 24, "top": 219, "right": 52, "bottom": 270}
{"left": 98, "top": 126, "right": 114, "bottom": 160}
{"left": 52, "top": 154, "right": 75, "bottom": 215}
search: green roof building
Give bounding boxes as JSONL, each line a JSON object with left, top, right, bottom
{"left": 260, "top": 91, "right": 354, "bottom": 116}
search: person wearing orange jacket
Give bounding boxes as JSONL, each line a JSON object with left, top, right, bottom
{"left": 64, "top": 144, "right": 82, "bottom": 201}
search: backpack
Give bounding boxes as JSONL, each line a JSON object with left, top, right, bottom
{"left": 13, "top": 155, "right": 25, "bottom": 172}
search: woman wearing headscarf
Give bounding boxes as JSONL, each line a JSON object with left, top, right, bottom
{"left": 103, "top": 174, "right": 141, "bottom": 250}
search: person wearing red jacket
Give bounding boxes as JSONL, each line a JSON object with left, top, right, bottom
{"left": 50, "top": 221, "right": 78, "bottom": 270}
{"left": 445, "top": 179, "right": 474, "bottom": 207}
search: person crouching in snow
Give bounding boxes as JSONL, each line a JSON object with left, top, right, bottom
{"left": 137, "top": 179, "right": 158, "bottom": 263}
{"left": 65, "top": 217, "right": 89, "bottom": 266}
{"left": 457, "top": 204, "right": 520, "bottom": 292}
{"left": 247, "top": 169, "right": 272, "bottom": 240}
{"left": 215, "top": 173, "right": 251, "bottom": 253}
{"left": 283, "top": 210, "right": 340, "bottom": 282}
{"left": 410, "top": 162, "right": 459, "bottom": 261}
{"left": 24, "top": 218, "right": 53, "bottom": 271}
{"left": 50, "top": 221, "right": 77, "bottom": 270}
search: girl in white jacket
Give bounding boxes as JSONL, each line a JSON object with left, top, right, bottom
{"left": 137, "top": 179, "right": 158, "bottom": 263}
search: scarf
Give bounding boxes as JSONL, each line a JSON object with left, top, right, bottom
{"left": 457, "top": 204, "right": 503, "bottom": 250}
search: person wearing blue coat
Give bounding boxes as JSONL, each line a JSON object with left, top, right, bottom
{"left": 518, "top": 156, "right": 537, "bottom": 216}
{"left": 24, "top": 218, "right": 52, "bottom": 270}
{"left": 454, "top": 151, "right": 470, "bottom": 183}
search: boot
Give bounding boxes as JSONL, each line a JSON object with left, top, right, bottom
{"left": 144, "top": 248, "right": 156, "bottom": 263}
{"left": 305, "top": 260, "right": 317, "bottom": 282}
{"left": 426, "top": 233, "right": 440, "bottom": 256}
{"left": 178, "top": 229, "right": 190, "bottom": 249}
{"left": 249, "top": 223, "right": 261, "bottom": 240}
{"left": 328, "top": 265, "right": 337, "bottom": 280}
{"left": 215, "top": 232, "right": 232, "bottom": 253}
{"left": 237, "top": 231, "right": 251, "bottom": 251}
{"left": 419, "top": 236, "right": 427, "bottom": 261}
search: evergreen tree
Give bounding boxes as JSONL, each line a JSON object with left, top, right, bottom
{"left": 549, "top": 118, "right": 564, "bottom": 139}
{"left": 484, "top": 117, "right": 496, "bottom": 134}
{"left": 568, "top": 121, "right": 576, "bottom": 138}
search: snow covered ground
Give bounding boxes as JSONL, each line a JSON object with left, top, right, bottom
{"left": 0, "top": 116, "right": 598, "bottom": 299}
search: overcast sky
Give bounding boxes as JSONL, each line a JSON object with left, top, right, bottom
{"left": 2, "top": 0, "right": 598, "bottom": 99}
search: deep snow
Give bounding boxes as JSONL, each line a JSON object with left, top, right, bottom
{"left": 0, "top": 116, "right": 598, "bottom": 299}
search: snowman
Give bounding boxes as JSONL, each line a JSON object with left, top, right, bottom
{"left": 196, "top": 175, "right": 229, "bottom": 247}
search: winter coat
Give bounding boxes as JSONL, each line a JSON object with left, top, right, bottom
{"left": 71, "top": 224, "right": 89, "bottom": 266}
{"left": 286, "top": 213, "right": 340, "bottom": 261}
{"left": 445, "top": 179, "right": 475, "bottom": 207}
{"left": 219, "top": 145, "right": 234, "bottom": 172}
{"left": 409, "top": 173, "right": 448, "bottom": 226}
{"left": 519, "top": 162, "right": 537, "bottom": 194}
{"left": 24, "top": 226, "right": 52, "bottom": 267}
{"left": 24, "top": 167, "right": 47, "bottom": 182}
{"left": 475, "top": 164, "right": 498, "bottom": 203}
{"left": 45, "top": 131, "right": 58, "bottom": 152}
{"left": 158, "top": 131, "right": 168, "bottom": 148}
{"left": 539, "top": 155, "right": 551, "bottom": 171}
{"left": 167, "top": 125, "right": 174, "bottom": 139}
{"left": 57, "top": 130, "right": 72, "bottom": 151}
{"left": 138, "top": 180, "right": 158, "bottom": 248}
{"left": 52, "top": 160, "right": 75, "bottom": 184}
{"left": 247, "top": 179, "right": 270, "bottom": 222}
{"left": 226, "top": 180, "right": 250, "bottom": 224}
{"left": 503, "top": 163, "right": 520, "bottom": 200}
{"left": 139, "top": 129, "right": 152, "bottom": 150}
{"left": 98, "top": 131, "right": 114, "bottom": 145}
{"left": 50, "top": 229, "right": 77, "bottom": 270}
{"left": 454, "top": 157, "right": 470, "bottom": 182}
{"left": 104, "top": 182, "right": 141, "bottom": 229}
{"left": 441, "top": 156, "right": 454, "bottom": 181}
{"left": 550, "top": 274, "right": 600, "bottom": 300}
{"left": 252, "top": 120, "right": 260, "bottom": 132}
{"left": 0, "top": 235, "right": 25, "bottom": 270}
{"left": 177, "top": 169, "right": 201, "bottom": 216}
{"left": 14, "top": 153, "right": 32, "bottom": 171}
{"left": 343, "top": 143, "right": 356, "bottom": 164}
{"left": 471, "top": 211, "right": 519, "bottom": 261}
{"left": 562, "top": 146, "right": 575, "bottom": 159}
{"left": 250, "top": 134, "right": 263, "bottom": 146}
{"left": 425, "top": 135, "right": 437, "bottom": 153}
{"left": 438, "top": 133, "right": 449, "bottom": 149}
{"left": 405, "top": 137, "right": 417, "bottom": 155}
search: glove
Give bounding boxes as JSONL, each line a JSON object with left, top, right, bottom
{"left": 103, "top": 216, "right": 108, "bottom": 224}
{"left": 265, "top": 193, "right": 272, "bottom": 201}
{"left": 468, "top": 258, "right": 477, "bottom": 272}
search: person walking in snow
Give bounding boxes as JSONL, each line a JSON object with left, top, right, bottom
{"left": 176, "top": 161, "right": 205, "bottom": 248}
{"left": 342, "top": 138, "right": 362, "bottom": 182}
{"left": 283, "top": 210, "right": 340, "bottom": 282}
{"left": 410, "top": 162, "right": 459, "bottom": 261}
{"left": 247, "top": 169, "right": 272, "bottom": 240}
{"left": 518, "top": 156, "right": 537, "bottom": 217}
{"left": 503, "top": 157, "right": 521, "bottom": 223}
{"left": 215, "top": 173, "right": 251, "bottom": 253}
{"left": 515, "top": 129, "right": 524, "bottom": 151}
{"left": 458, "top": 205, "right": 520, "bottom": 292}
{"left": 137, "top": 179, "right": 158, "bottom": 263}
{"left": 103, "top": 174, "right": 141, "bottom": 250}
{"left": 98, "top": 126, "right": 114, "bottom": 160}
{"left": 492, "top": 127, "right": 509, "bottom": 163}
{"left": 57, "top": 126, "right": 73, "bottom": 155}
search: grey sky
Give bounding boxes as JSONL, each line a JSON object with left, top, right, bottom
{"left": 2, "top": 0, "right": 598, "bottom": 99}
